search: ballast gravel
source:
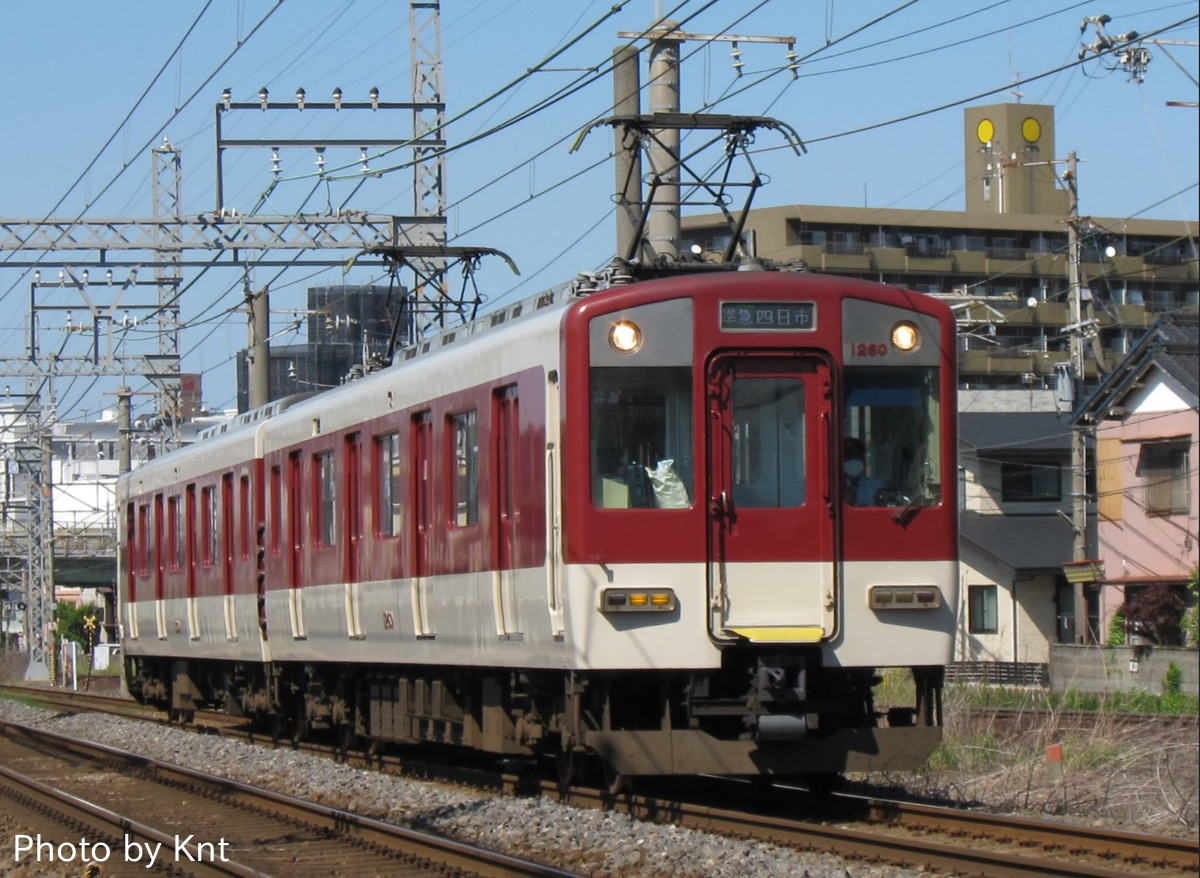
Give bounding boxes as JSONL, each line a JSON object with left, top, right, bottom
{"left": 0, "top": 698, "right": 934, "bottom": 878}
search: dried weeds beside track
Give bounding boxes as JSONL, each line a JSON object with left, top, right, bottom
{"left": 854, "top": 695, "right": 1199, "bottom": 838}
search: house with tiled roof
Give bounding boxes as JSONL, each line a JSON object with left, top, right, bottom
{"left": 1073, "top": 314, "right": 1199, "bottom": 645}
{"left": 955, "top": 406, "right": 1086, "bottom": 682}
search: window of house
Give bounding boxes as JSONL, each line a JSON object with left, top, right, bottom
{"left": 968, "top": 585, "right": 998, "bottom": 634}
{"left": 1139, "top": 441, "right": 1190, "bottom": 516}
{"left": 315, "top": 451, "right": 337, "bottom": 546}
{"left": 376, "top": 432, "right": 402, "bottom": 537}
{"left": 1000, "top": 460, "right": 1061, "bottom": 502}
{"left": 449, "top": 411, "right": 478, "bottom": 527}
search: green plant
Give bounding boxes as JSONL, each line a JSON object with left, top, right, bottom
{"left": 1106, "top": 612, "right": 1127, "bottom": 646}
{"left": 1162, "top": 661, "right": 1183, "bottom": 696}
{"left": 55, "top": 602, "right": 100, "bottom": 652}
{"left": 1183, "top": 566, "right": 1199, "bottom": 649}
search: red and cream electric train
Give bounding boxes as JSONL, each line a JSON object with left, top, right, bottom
{"left": 119, "top": 263, "right": 958, "bottom": 787}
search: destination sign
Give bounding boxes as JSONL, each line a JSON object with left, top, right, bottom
{"left": 720, "top": 301, "right": 816, "bottom": 331}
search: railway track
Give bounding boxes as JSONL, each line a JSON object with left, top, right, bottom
{"left": 546, "top": 778, "right": 1198, "bottom": 878}
{"left": 963, "top": 706, "right": 1200, "bottom": 733}
{"left": 0, "top": 717, "right": 579, "bottom": 878}
{"left": 4, "top": 684, "right": 1196, "bottom": 877}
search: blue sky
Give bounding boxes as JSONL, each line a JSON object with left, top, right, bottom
{"left": 0, "top": 0, "right": 1196, "bottom": 419}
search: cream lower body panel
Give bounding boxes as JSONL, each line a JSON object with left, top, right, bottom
{"left": 122, "top": 594, "right": 270, "bottom": 663}
{"left": 263, "top": 568, "right": 568, "bottom": 667}
{"left": 826, "top": 559, "right": 959, "bottom": 668}
{"left": 123, "top": 558, "right": 957, "bottom": 673}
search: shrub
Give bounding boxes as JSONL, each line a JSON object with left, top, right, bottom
{"left": 1106, "top": 612, "right": 1127, "bottom": 646}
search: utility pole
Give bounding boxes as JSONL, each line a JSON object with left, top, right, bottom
{"left": 608, "top": 23, "right": 800, "bottom": 265}
{"left": 646, "top": 22, "right": 682, "bottom": 262}
{"left": 246, "top": 286, "right": 270, "bottom": 411}
{"left": 612, "top": 44, "right": 644, "bottom": 262}
{"left": 1065, "top": 152, "right": 1088, "bottom": 565}
{"left": 1062, "top": 150, "right": 1097, "bottom": 643}
{"left": 117, "top": 387, "right": 132, "bottom": 476}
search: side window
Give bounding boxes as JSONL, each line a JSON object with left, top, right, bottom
{"left": 201, "top": 486, "right": 217, "bottom": 566}
{"left": 315, "top": 451, "right": 337, "bottom": 546}
{"left": 240, "top": 475, "right": 252, "bottom": 560}
{"left": 136, "top": 503, "right": 150, "bottom": 574}
{"left": 376, "top": 432, "right": 402, "bottom": 537}
{"left": 269, "top": 465, "right": 282, "bottom": 555}
{"left": 167, "top": 496, "right": 182, "bottom": 571}
{"left": 968, "top": 584, "right": 998, "bottom": 634}
{"left": 449, "top": 410, "right": 479, "bottom": 527}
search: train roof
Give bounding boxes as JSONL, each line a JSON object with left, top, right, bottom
{"left": 120, "top": 261, "right": 950, "bottom": 497}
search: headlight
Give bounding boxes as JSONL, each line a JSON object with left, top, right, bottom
{"left": 891, "top": 321, "right": 920, "bottom": 352}
{"left": 609, "top": 320, "right": 642, "bottom": 353}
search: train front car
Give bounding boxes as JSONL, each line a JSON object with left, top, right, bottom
{"left": 560, "top": 268, "right": 958, "bottom": 783}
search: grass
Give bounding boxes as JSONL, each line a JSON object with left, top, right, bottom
{"left": 865, "top": 671, "right": 1199, "bottom": 834}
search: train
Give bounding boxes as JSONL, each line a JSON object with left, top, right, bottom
{"left": 118, "top": 261, "right": 959, "bottom": 789}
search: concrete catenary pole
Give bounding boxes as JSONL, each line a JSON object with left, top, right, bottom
{"left": 646, "top": 22, "right": 681, "bottom": 262}
{"left": 117, "top": 386, "right": 132, "bottom": 476}
{"left": 247, "top": 286, "right": 270, "bottom": 410}
{"left": 613, "top": 44, "right": 643, "bottom": 262}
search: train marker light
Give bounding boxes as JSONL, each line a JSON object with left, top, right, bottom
{"left": 891, "top": 321, "right": 920, "bottom": 352}
{"left": 600, "top": 587, "right": 677, "bottom": 613}
{"left": 609, "top": 320, "right": 642, "bottom": 353}
{"left": 868, "top": 585, "right": 941, "bottom": 610}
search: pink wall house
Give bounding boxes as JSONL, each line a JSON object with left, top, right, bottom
{"left": 1075, "top": 315, "right": 1199, "bottom": 644}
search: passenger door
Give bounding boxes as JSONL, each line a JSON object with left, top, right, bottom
{"left": 706, "top": 353, "right": 835, "bottom": 643}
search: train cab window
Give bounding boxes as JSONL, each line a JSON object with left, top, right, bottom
{"left": 201, "top": 486, "right": 217, "bottom": 566}
{"left": 449, "top": 411, "right": 479, "bottom": 527}
{"left": 843, "top": 367, "right": 941, "bottom": 508}
{"left": 375, "top": 432, "right": 402, "bottom": 537}
{"left": 590, "top": 366, "right": 693, "bottom": 509}
{"left": 315, "top": 451, "right": 337, "bottom": 546}
{"left": 731, "top": 376, "right": 806, "bottom": 508}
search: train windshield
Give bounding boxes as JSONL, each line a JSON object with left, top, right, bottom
{"left": 843, "top": 367, "right": 941, "bottom": 508}
{"left": 590, "top": 366, "right": 693, "bottom": 509}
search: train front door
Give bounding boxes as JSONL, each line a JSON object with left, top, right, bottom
{"left": 706, "top": 353, "right": 835, "bottom": 643}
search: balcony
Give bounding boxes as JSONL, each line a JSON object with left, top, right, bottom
{"left": 987, "top": 245, "right": 1029, "bottom": 261}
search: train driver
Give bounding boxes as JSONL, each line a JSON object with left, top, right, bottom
{"left": 843, "top": 436, "right": 886, "bottom": 507}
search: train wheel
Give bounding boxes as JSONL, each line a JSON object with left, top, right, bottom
{"left": 601, "top": 759, "right": 628, "bottom": 797}
{"left": 336, "top": 723, "right": 358, "bottom": 759}
{"left": 268, "top": 711, "right": 286, "bottom": 745}
{"left": 291, "top": 696, "right": 309, "bottom": 747}
{"left": 555, "top": 750, "right": 580, "bottom": 792}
